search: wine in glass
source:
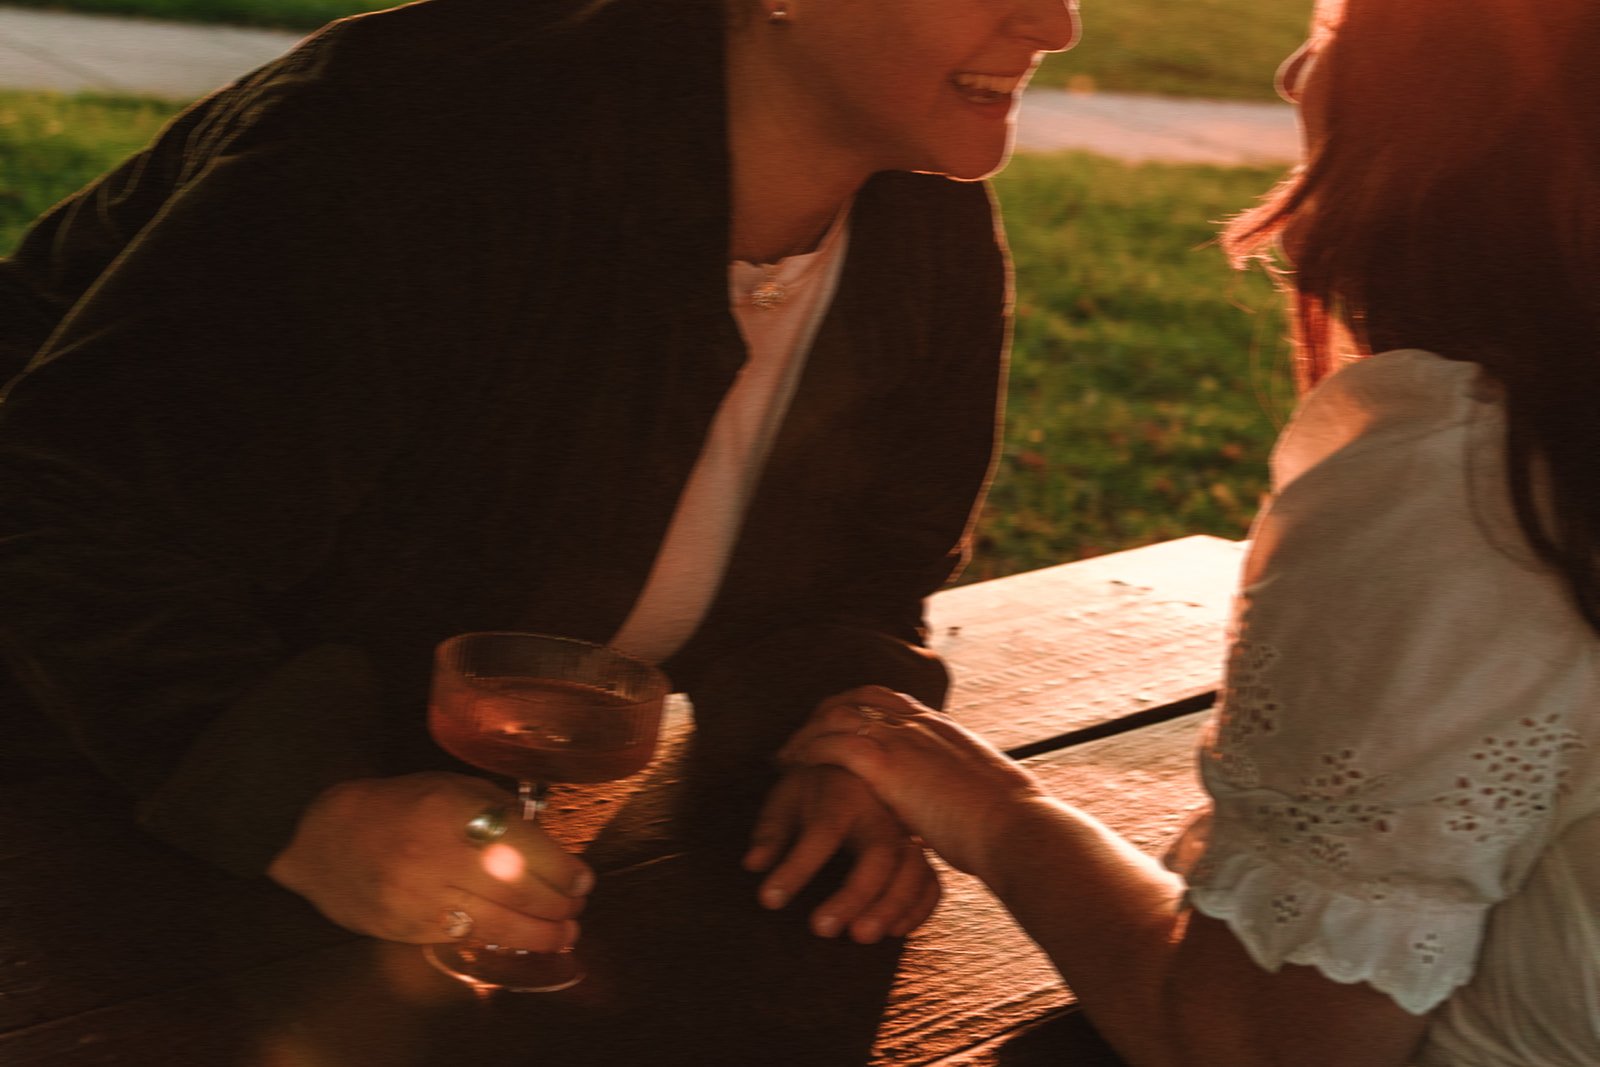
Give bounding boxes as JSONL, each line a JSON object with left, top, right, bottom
{"left": 425, "top": 631, "right": 669, "bottom": 992}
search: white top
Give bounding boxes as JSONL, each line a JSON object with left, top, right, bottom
{"left": 607, "top": 211, "right": 852, "bottom": 665}
{"left": 1166, "top": 350, "right": 1600, "bottom": 1065}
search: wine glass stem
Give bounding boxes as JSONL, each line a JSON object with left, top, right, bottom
{"left": 518, "top": 779, "right": 549, "bottom": 824}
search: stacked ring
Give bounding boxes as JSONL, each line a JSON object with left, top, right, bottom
{"left": 854, "top": 704, "right": 900, "bottom": 735}
{"left": 442, "top": 908, "right": 475, "bottom": 940}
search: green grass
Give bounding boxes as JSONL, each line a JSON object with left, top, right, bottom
{"left": 1038, "top": 0, "right": 1313, "bottom": 101}
{"left": 976, "top": 151, "right": 1292, "bottom": 579}
{"left": 9, "top": 0, "right": 393, "bottom": 30}
{"left": 10, "top": 0, "right": 1314, "bottom": 102}
{"left": 0, "top": 88, "right": 1295, "bottom": 579}
{"left": 0, "top": 90, "right": 179, "bottom": 246}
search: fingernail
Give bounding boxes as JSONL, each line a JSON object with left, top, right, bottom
{"left": 853, "top": 919, "right": 883, "bottom": 944}
{"left": 564, "top": 920, "right": 582, "bottom": 948}
{"left": 814, "top": 914, "right": 842, "bottom": 938}
{"left": 571, "top": 869, "right": 595, "bottom": 897}
{"left": 761, "top": 884, "right": 789, "bottom": 909}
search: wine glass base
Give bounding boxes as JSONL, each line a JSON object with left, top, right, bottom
{"left": 424, "top": 942, "right": 584, "bottom": 993}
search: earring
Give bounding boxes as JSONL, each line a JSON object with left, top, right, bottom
{"left": 767, "top": 2, "right": 791, "bottom": 24}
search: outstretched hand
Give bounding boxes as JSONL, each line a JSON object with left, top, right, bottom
{"left": 743, "top": 688, "right": 941, "bottom": 943}
{"left": 776, "top": 690, "right": 1050, "bottom": 882}
{"left": 267, "top": 771, "right": 594, "bottom": 949}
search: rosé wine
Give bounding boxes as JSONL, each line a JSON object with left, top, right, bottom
{"left": 430, "top": 674, "right": 662, "bottom": 784}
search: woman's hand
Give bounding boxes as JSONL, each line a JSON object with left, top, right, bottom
{"left": 776, "top": 687, "right": 1050, "bottom": 882}
{"left": 743, "top": 688, "right": 941, "bottom": 943}
{"left": 266, "top": 772, "right": 593, "bottom": 949}
{"left": 743, "top": 764, "right": 941, "bottom": 943}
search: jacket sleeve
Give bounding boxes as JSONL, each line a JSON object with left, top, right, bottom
{"left": 0, "top": 36, "right": 434, "bottom": 877}
{"left": 678, "top": 177, "right": 1010, "bottom": 770}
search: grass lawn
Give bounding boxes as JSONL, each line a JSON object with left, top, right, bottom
{"left": 0, "top": 87, "right": 1294, "bottom": 579}
{"left": 7, "top": 0, "right": 1314, "bottom": 103}
{"left": 979, "top": 151, "right": 1292, "bottom": 579}
{"left": 1039, "top": 0, "right": 1312, "bottom": 101}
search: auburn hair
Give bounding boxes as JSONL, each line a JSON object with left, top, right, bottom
{"left": 1225, "top": 0, "right": 1600, "bottom": 630}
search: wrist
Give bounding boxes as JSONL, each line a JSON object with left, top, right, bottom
{"left": 975, "top": 793, "right": 1073, "bottom": 894}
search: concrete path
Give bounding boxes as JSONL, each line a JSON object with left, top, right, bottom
{"left": 0, "top": 4, "right": 1301, "bottom": 166}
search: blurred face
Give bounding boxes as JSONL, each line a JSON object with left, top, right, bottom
{"left": 779, "top": 0, "right": 1081, "bottom": 180}
{"left": 1276, "top": 37, "right": 1333, "bottom": 264}
{"left": 1276, "top": 37, "right": 1331, "bottom": 150}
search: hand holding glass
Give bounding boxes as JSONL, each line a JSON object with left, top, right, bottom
{"left": 426, "top": 631, "right": 668, "bottom": 992}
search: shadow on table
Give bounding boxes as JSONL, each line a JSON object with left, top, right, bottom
{"left": 992, "top": 1009, "right": 1129, "bottom": 1066}
{"left": 0, "top": 699, "right": 903, "bottom": 1066}
{"left": 227, "top": 786, "right": 902, "bottom": 1066}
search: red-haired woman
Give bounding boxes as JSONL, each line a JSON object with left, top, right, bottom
{"left": 786, "top": 2, "right": 1600, "bottom": 1063}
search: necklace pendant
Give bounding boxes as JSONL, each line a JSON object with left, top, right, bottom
{"left": 750, "top": 278, "right": 786, "bottom": 310}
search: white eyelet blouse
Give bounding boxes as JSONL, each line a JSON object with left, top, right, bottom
{"left": 1166, "top": 349, "right": 1600, "bottom": 1066}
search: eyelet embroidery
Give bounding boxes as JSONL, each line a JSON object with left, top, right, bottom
{"left": 1432, "top": 714, "right": 1583, "bottom": 843}
{"left": 1209, "top": 632, "right": 1397, "bottom": 874}
{"left": 1209, "top": 636, "right": 1282, "bottom": 788}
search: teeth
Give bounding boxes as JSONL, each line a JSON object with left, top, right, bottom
{"left": 953, "top": 72, "right": 1024, "bottom": 95}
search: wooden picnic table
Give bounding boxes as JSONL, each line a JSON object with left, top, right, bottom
{"left": 0, "top": 534, "right": 1245, "bottom": 1067}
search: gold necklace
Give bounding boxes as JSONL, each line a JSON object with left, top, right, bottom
{"left": 742, "top": 209, "right": 849, "bottom": 310}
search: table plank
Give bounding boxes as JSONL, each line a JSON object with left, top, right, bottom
{"left": 929, "top": 536, "right": 1243, "bottom": 751}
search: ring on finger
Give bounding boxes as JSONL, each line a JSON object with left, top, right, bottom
{"left": 442, "top": 908, "right": 475, "bottom": 940}
{"left": 464, "top": 805, "right": 510, "bottom": 846}
{"left": 853, "top": 703, "right": 899, "bottom": 723}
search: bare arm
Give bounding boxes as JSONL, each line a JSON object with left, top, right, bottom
{"left": 784, "top": 698, "right": 1428, "bottom": 1067}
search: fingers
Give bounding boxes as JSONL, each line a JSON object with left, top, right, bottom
{"left": 745, "top": 765, "right": 943, "bottom": 944}
{"left": 270, "top": 772, "right": 598, "bottom": 948}
{"left": 778, "top": 694, "right": 944, "bottom": 765}
{"left": 891, "top": 860, "right": 943, "bottom": 938}
{"left": 430, "top": 896, "right": 581, "bottom": 952}
{"left": 743, "top": 773, "right": 801, "bottom": 877}
{"left": 491, "top": 815, "right": 597, "bottom": 900}
{"left": 785, "top": 731, "right": 888, "bottom": 787}
{"left": 848, "top": 841, "right": 941, "bottom": 942}
{"left": 753, "top": 799, "right": 851, "bottom": 912}
{"left": 806, "top": 831, "right": 899, "bottom": 938}
{"left": 817, "top": 684, "right": 924, "bottom": 718}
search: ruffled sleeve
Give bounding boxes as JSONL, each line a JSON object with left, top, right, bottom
{"left": 1167, "top": 351, "right": 1596, "bottom": 1016}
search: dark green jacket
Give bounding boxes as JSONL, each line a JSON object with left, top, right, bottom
{"left": 0, "top": 0, "right": 1010, "bottom": 876}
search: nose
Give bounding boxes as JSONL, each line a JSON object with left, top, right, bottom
{"left": 1012, "top": 0, "right": 1081, "bottom": 54}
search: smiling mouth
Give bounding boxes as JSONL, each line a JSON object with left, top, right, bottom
{"left": 951, "top": 72, "right": 1027, "bottom": 105}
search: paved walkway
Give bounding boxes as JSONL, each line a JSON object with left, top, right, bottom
{"left": 0, "top": 4, "right": 1301, "bottom": 166}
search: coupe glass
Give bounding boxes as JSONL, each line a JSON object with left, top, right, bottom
{"left": 424, "top": 631, "right": 668, "bottom": 993}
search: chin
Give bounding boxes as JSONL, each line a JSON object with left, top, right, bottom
{"left": 931, "top": 134, "right": 1015, "bottom": 182}
{"left": 912, "top": 155, "right": 1008, "bottom": 182}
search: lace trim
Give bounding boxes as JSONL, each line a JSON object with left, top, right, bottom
{"left": 1180, "top": 827, "right": 1484, "bottom": 1015}
{"left": 1184, "top": 606, "right": 1590, "bottom": 1015}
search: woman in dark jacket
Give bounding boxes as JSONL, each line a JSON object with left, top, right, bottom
{"left": 0, "top": 0, "right": 1077, "bottom": 951}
